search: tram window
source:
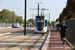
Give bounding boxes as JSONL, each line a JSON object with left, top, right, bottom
{"left": 37, "top": 20, "right": 44, "bottom": 22}
{"left": 45, "top": 20, "right": 47, "bottom": 26}
{"left": 37, "top": 22, "right": 44, "bottom": 26}
{"left": 35, "top": 18, "right": 37, "bottom": 26}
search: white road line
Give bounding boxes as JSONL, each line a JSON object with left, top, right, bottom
{"left": 0, "top": 32, "right": 11, "bottom": 36}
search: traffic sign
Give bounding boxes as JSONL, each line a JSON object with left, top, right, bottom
{"left": 5, "top": 19, "right": 8, "bottom": 22}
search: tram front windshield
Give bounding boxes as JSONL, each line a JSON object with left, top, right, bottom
{"left": 37, "top": 17, "right": 44, "bottom": 26}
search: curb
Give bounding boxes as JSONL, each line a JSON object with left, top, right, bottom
{"left": 66, "top": 39, "right": 75, "bottom": 50}
{"left": 41, "top": 30, "right": 51, "bottom": 50}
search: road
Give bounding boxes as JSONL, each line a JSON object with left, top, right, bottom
{"left": 0, "top": 27, "right": 24, "bottom": 33}
{"left": 0, "top": 27, "right": 49, "bottom": 50}
{"left": 0, "top": 27, "right": 34, "bottom": 33}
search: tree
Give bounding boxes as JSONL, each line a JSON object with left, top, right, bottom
{"left": 28, "top": 19, "right": 34, "bottom": 22}
{"left": 56, "top": 18, "right": 59, "bottom": 22}
{"left": 2, "top": 9, "right": 11, "bottom": 19}
{"left": 48, "top": 21, "right": 50, "bottom": 27}
{"left": 51, "top": 21, "right": 55, "bottom": 25}
{"left": 0, "top": 11, "right": 2, "bottom": 19}
{"left": 11, "top": 11, "right": 16, "bottom": 21}
{"left": 26, "top": 21, "right": 30, "bottom": 24}
{"left": 59, "top": 0, "right": 75, "bottom": 22}
{"left": 28, "top": 19, "right": 34, "bottom": 24}
{"left": 0, "top": 9, "right": 24, "bottom": 23}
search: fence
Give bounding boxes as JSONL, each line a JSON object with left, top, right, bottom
{"left": 0, "top": 23, "right": 24, "bottom": 28}
{"left": 56, "top": 18, "right": 75, "bottom": 44}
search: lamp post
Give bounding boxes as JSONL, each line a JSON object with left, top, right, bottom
{"left": 41, "top": 8, "right": 49, "bottom": 16}
{"left": 30, "top": 2, "right": 42, "bottom": 16}
{"left": 49, "top": 13, "right": 50, "bottom": 27}
{"left": 24, "top": 0, "right": 26, "bottom": 35}
{"left": 36, "top": 2, "right": 42, "bottom": 16}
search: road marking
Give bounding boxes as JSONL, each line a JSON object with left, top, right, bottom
{"left": 0, "top": 32, "right": 11, "bottom": 36}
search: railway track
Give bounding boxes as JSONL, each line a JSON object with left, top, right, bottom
{"left": 2, "top": 33, "right": 47, "bottom": 50}
{"left": 0, "top": 27, "right": 48, "bottom": 50}
{"left": 0, "top": 33, "right": 24, "bottom": 41}
{"left": 21, "top": 34, "right": 44, "bottom": 50}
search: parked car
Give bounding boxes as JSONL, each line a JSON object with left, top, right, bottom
{"left": 30, "top": 25, "right": 32, "bottom": 27}
{"left": 12, "top": 23, "right": 20, "bottom": 28}
{"left": 27, "top": 25, "right": 29, "bottom": 27}
{"left": 12, "top": 24, "right": 14, "bottom": 28}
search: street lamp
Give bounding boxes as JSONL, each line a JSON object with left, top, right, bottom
{"left": 49, "top": 13, "right": 50, "bottom": 27}
{"left": 24, "top": 0, "right": 26, "bottom": 35}
{"left": 41, "top": 8, "right": 49, "bottom": 16}
{"left": 35, "top": 2, "right": 42, "bottom": 16}
{"left": 30, "top": 2, "right": 42, "bottom": 16}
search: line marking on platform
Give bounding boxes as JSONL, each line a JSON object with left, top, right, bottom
{"left": 52, "top": 46, "right": 71, "bottom": 49}
{"left": 52, "top": 46, "right": 64, "bottom": 48}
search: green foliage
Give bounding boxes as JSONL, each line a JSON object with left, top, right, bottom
{"left": 48, "top": 21, "right": 50, "bottom": 27}
{"left": 56, "top": 18, "right": 59, "bottom": 22}
{"left": 0, "top": 9, "right": 24, "bottom": 24}
{"left": 28, "top": 19, "right": 34, "bottom": 24}
{"left": 0, "top": 11, "right": 2, "bottom": 19}
{"left": 51, "top": 21, "right": 55, "bottom": 24}
{"left": 59, "top": 0, "right": 75, "bottom": 22}
{"left": 63, "top": 16, "right": 66, "bottom": 21}
{"left": 28, "top": 19, "right": 34, "bottom": 22}
{"left": 0, "top": 19, "right": 5, "bottom": 23}
{"left": 74, "top": 45, "right": 75, "bottom": 49}
{"left": 26, "top": 21, "right": 30, "bottom": 24}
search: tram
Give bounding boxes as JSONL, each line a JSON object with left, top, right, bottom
{"left": 34, "top": 16, "right": 49, "bottom": 33}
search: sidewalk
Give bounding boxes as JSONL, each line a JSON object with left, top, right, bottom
{"left": 48, "top": 28, "right": 72, "bottom": 50}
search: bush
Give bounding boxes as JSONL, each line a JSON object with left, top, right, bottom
{"left": 74, "top": 45, "right": 75, "bottom": 49}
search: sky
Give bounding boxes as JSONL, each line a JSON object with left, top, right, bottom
{"left": 0, "top": 0, "right": 67, "bottom": 22}
{"left": 0, "top": 0, "right": 24, "bottom": 19}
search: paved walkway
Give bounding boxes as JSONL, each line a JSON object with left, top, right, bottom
{"left": 48, "top": 28, "right": 72, "bottom": 50}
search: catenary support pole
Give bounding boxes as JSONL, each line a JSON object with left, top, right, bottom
{"left": 49, "top": 13, "right": 50, "bottom": 27}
